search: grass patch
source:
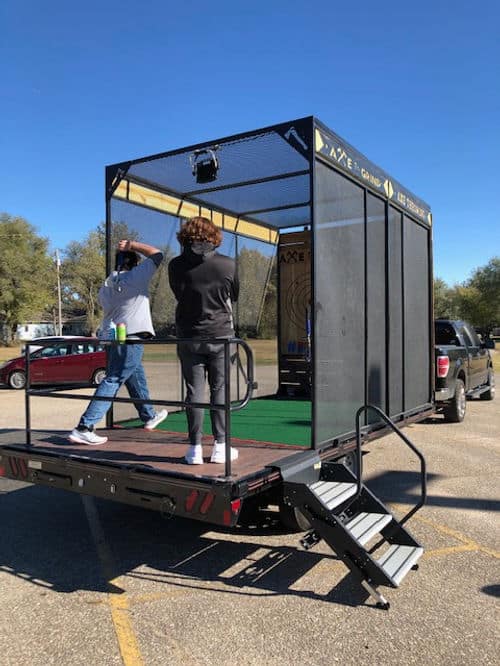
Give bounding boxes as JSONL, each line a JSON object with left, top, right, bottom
{"left": 142, "top": 339, "right": 278, "bottom": 364}
{"left": 0, "top": 346, "right": 22, "bottom": 362}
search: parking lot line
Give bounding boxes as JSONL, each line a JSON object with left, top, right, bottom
{"left": 411, "top": 512, "right": 500, "bottom": 559}
{"left": 82, "top": 496, "right": 144, "bottom": 666}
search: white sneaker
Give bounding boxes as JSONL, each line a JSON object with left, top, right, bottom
{"left": 144, "top": 409, "right": 168, "bottom": 431}
{"left": 68, "top": 428, "right": 108, "bottom": 446}
{"left": 210, "top": 441, "right": 238, "bottom": 464}
{"left": 185, "top": 445, "right": 204, "bottom": 465}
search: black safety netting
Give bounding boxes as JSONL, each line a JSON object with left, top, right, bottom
{"left": 126, "top": 128, "right": 311, "bottom": 229}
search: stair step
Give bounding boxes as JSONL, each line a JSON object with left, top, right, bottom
{"left": 345, "top": 512, "right": 392, "bottom": 545}
{"left": 376, "top": 544, "right": 424, "bottom": 586}
{"left": 309, "top": 481, "right": 357, "bottom": 511}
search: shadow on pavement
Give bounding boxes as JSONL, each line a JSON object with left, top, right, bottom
{"left": 365, "top": 470, "right": 500, "bottom": 513}
{"left": 0, "top": 483, "right": 375, "bottom": 607}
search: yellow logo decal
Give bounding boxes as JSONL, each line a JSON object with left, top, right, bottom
{"left": 384, "top": 179, "right": 394, "bottom": 198}
{"left": 315, "top": 129, "right": 325, "bottom": 153}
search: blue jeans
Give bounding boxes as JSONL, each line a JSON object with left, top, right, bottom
{"left": 79, "top": 343, "right": 155, "bottom": 428}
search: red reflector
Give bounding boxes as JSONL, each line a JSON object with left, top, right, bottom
{"left": 185, "top": 490, "right": 199, "bottom": 513}
{"left": 437, "top": 356, "right": 450, "bottom": 378}
{"left": 199, "top": 492, "right": 215, "bottom": 515}
{"left": 0, "top": 465, "right": 6, "bottom": 477}
{"left": 18, "top": 459, "right": 28, "bottom": 478}
{"left": 231, "top": 499, "right": 242, "bottom": 514}
{"left": 223, "top": 509, "right": 231, "bottom": 526}
{"left": 9, "top": 458, "right": 19, "bottom": 477}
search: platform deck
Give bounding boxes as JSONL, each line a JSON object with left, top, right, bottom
{"left": 4, "top": 427, "right": 305, "bottom": 482}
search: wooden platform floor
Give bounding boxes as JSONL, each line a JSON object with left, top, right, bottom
{"left": 12, "top": 427, "right": 305, "bottom": 481}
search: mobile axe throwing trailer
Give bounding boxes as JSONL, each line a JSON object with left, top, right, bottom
{"left": 1, "top": 117, "right": 433, "bottom": 608}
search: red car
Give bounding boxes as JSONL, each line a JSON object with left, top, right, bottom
{"left": 0, "top": 337, "right": 107, "bottom": 390}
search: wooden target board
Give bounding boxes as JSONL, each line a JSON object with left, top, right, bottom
{"left": 278, "top": 230, "right": 311, "bottom": 356}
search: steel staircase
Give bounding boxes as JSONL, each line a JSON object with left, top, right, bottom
{"left": 281, "top": 405, "right": 427, "bottom": 609}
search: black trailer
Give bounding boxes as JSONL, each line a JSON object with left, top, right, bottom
{"left": 0, "top": 117, "right": 432, "bottom": 607}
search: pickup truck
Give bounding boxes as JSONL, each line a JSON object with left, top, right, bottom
{"left": 435, "top": 319, "right": 496, "bottom": 422}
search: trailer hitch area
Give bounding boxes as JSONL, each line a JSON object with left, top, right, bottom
{"left": 300, "top": 530, "right": 321, "bottom": 550}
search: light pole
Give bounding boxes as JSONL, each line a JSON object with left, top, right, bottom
{"left": 55, "top": 250, "right": 62, "bottom": 336}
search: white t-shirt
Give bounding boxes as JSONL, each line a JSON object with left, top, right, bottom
{"left": 99, "top": 254, "right": 162, "bottom": 337}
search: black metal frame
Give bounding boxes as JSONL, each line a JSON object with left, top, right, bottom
{"left": 103, "top": 116, "right": 433, "bottom": 454}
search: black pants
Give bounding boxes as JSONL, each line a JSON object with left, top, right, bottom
{"left": 178, "top": 341, "right": 227, "bottom": 446}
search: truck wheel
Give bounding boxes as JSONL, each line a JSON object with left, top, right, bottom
{"left": 443, "top": 378, "right": 466, "bottom": 422}
{"left": 480, "top": 370, "right": 495, "bottom": 401}
{"left": 92, "top": 368, "right": 106, "bottom": 385}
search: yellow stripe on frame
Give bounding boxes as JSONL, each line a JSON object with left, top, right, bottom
{"left": 113, "top": 180, "right": 278, "bottom": 245}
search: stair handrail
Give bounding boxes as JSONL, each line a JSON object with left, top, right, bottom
{"left": 355, "top": 404, "right": 427, "bottom": 525}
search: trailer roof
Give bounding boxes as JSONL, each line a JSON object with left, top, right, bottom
{"left": 107, "top": 116, "right": 431, "bottom": 243}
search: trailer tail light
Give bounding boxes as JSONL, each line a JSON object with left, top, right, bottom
{"left": 0, "top": 464, "right": 6, "bottom": 477}
{"left": 223, "top": 499, "right": 242, "bottom": 526}
{"left": 437, "top": 355, "right": 450, "bottom": 378}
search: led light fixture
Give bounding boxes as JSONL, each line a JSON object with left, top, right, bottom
{"left": 190, "top": 147, "right": 219, "bottom": 184}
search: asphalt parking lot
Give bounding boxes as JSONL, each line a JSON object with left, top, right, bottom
{"left": 0, "top": 377, "right": 498, "bottom": 666}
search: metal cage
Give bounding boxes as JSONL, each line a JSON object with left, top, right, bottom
{"left": 105, "top": 116, "right": 433, "bottom": 450}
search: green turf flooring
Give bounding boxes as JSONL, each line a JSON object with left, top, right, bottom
{"left": 124, "top": 397, "right": 312, "bottom": 447}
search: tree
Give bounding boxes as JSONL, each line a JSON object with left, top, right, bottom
{"left": 149, "top": 247, "right": 177, "bottom": 335}
{"left": 0, "top": 214, "right": 56, "bottom": 344}
{"left": 96, "top": 221, "right": 140, "bottom": 266}
{"left": 237, "top": 247, "right": 277, "bottom": 337}
{"left": 434, "top": 277, "right": 453, "bottom": 318}
{"left": 62, "top": 230, "right": 105, "bottom": 335}
{"left": 453, "top": 285, "right": 490, "bottom": 331}
{"left": 433, "top": 258, "right": 499, "bottom": 334}
{"left": 466, "top": 257, "right": 500, "bottom": 334}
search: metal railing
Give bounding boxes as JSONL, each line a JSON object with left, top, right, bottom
{"left": 24, "top": 337, "right": 256, "bottom": 478}
{"left": 354, "top": 404, "right": 427, "bottom": 524}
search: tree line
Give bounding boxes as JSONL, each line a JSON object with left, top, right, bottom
{"left": 0, "top": 213, "right": 277, "bottom": 344}
{"left": 434, "top": 258, "right": 500, "bottom": 335}
{"left": 0, "top": 212, "right": 498, "bottom": 344}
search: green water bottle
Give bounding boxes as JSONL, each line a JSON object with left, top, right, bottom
{"left": 116, "top": 322, "right": 127, "bottom": 343}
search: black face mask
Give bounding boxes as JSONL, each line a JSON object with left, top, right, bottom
{"left": 189, "top": 241, "right": 215, "bottom": 255}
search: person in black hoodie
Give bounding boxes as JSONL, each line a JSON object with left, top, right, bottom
{"left": 168, "top": 217, "right": 239, "bottom": 465}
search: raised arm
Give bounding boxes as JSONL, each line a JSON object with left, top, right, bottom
{"left": 118, "top": 239, "right": 162, "bottom": 257}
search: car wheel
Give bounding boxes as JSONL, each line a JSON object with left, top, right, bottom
{"left": 8, "top": 370, "right": 26, "bottom": 390}
{"left": 480, "top": 369, "right": 495, "bottom": 401}
{"left": 443, "top": 378, "right": 466, "bottom": 422}
{"left": 92, "top": 368, "right": 106, "bottom": 385}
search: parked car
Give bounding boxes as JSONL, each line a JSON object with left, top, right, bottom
{"left": 435, "top": 319, "right": 495, "bottom": 422}
{"left": 21, "top": 335, "right": 82, "bottom": 354}
{"left": 0, "top": 337, "right": 107, "bottom": 390}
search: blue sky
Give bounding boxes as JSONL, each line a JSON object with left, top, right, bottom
{"left": 1, "top": 0, "right": 498, "bottom": 285}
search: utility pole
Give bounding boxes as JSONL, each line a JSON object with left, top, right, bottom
{"left": 55, "top": 250, "right": 62, "bottom": 336}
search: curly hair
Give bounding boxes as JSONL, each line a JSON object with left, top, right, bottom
{"left": 177, "top": 216, "right": 222, "bottom": 247}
